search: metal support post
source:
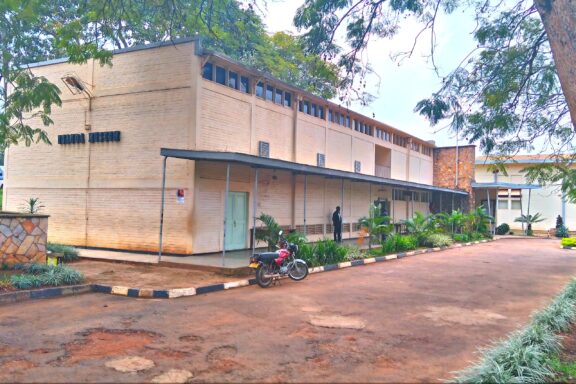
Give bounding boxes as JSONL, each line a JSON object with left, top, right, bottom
{"left": 303, "top": 174, "right": 308, "bottom": 235}
{"left": 158, "top": 156, "right": 167, "bottom": 263}
{"left": 222, "top": 163, "right": 230, "bottom": 267}
{"left": 252, "top": 168, "right": 259, "bottom": 255}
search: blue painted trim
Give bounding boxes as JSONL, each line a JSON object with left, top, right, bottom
{"left": 152, "top": 290, "right": 170, "bottom": 298}
{"left": 248, "top": 278, "right": 257, "bottom": 285}
{"left": 30, "top": 287, "right": 62, "bottom": 299}
{"left": 92, "top": 284, "right": 112, "bottom": 294}
{"left": 396, "top": 252, "right": 407, "bottom": 258}
{"left": 196, "top": 284, "right": 225, "bottom": 295}
{"left": 322, "top": 264, "right": 339, "bottom": 271}
{"left": 127, "top": 288, "right": 140, "bottom": 298}
{"left": 351, "top": 259, "right": 365, "bottom": 266}
{"left": 374, "top": 256, "right": 387, "bottom": 262}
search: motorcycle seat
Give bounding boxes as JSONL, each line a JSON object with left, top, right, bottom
{"left": 256, "top": 252, "right": 278, "bottom": 263}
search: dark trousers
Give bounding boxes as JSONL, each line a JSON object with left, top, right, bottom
{"left": 333, "top": 226, "right": 342, "bottom": 243}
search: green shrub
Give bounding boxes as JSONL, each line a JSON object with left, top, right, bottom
{"left": 496, "top": 223, "right": 510, "bottom": 235}
{"left": 556, "top": 225, "right": 570, "bottom": 238}
{"left": 424, "top": 233, "right": 453, "bottom": 247}
{"left": 469, "top": 232, "right": 487, "bottom": 241}
{"left": 47, "top": 243, "right": 79, "bottom": 262}
{"left": 286, "top": 231, "right": 308, "bottom": 247}
{"left": 453, "top": 233, "right": 470, "bottom": 242}
{"left": 381, "top": 234, "right": 418, "bottom": 254}
{"left": 296, "top": 239, "right": 349, "bottom": 267}
{"left": 9, "top": 264, "right": 84, "bottom": 289}
{"left": 561, "top": 237, "right": 576, "bottom": 247}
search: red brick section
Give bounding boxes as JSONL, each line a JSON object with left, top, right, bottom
{"left": 433, "top": 145, "right": 476, "bottom": 212}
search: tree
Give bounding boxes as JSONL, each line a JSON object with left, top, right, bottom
{"left": 358, "top": 203, "right": 393, "bottom": 250}
{"left": 401, "top": 211, "right": 435, "bottom": 246}
{"left": 0, "top": 0, "right": 340, "bottom": 150}
{"left": 514, "top": 212, "right": 545, "bottom": 235}
{"left": 255, "top": 213, "right": 281, "bottom": 251}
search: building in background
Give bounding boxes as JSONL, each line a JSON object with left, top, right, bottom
{"left": 3, "top": 38, "right": 471, "bottom": 255}
{"left": 475, "top": 155, "right": 575, "bottom": 232}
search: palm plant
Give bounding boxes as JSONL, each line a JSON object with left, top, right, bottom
{"left": 402, "top": 211, "right": 435, "bottom": 246}
{"left": 20, "top": 197, "right": 45, "bottom": 214}
{"left": 468, "top": 205, "right": 494, "bottom": 235}
{"left": 255, "top": 213, "right": 281, "bottom": 250}
{"left": 515, "top": 213, "right": 545, "bottom": 236}
{"left": 358, "top": 204, "right": 393, "bottom": 250}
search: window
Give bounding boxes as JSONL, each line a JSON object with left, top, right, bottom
{"left": 275, "top": 89, "right": 283, "bottom": 104}
{"left": 256, "top": 82, "right": 264, "bottom": 98}
{"left": 311, "top": 103, "right": 317, "bottom": 116}
{"left": 240, "top": 76, "right": 250, "bottom": 93}
{"left": 284, "top": 92, "right": 292, "bottom": 107}
{"left": 304, "top": 101, "right": 310, "bottom": 114}
{"left": 498, "top": 199, "right": 509, "bottom": 209}
{"left": 422, "top": 146, "right": 432, "bottom": 156}
{"left": 346, "top": 116, "right": 351, "bottom": 128}
{"left": 318, "top": 106, "right": 324, "bottom": 119}
{"left": 511, "top": 200, "right": 522, "bottom": 210}
{"left": 215, "top": 66, "right": 226, "bottom": 85}
{"left": 202, "top": 63, "right": 213, "bottom": 80}
{"left": 228, "top": 71, "right": 238, "bottom": 90}
{"left": 339, "top": 114, "right": 345, "bottom": 126}
{"left": 328, "top": 110, "right": 333, "bottom": 122}
{"left": 266, "top": 85, "right": 273, "bottom": 101}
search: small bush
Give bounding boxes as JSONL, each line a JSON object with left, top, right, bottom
{"left": 47, "top": 243, "right": 79, "bottom": 262}
{"left": 8, "top": 264, "right": 84, "bottom": 289}
{"left": 561, "top": 237, "right": 576, "bottom": 247}
{"left": 381, "top": 234, "right": 418, "bottom": 253}
{"left": 296, "top": 239, "right": 349, "bottom": 267}
{"left": 453, "top": 233, "right": 470, "bottom": 242}
{"left": 424, "top": 233, "right": 453, "bottom": 247}
{"left": 555, "top": 225, "right": 570, "bottom": 238}
{"left": 496, "top": 223, "right": 510, "bottom": 235}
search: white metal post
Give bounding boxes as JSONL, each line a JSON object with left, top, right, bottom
{"left": 303, "top": 174, "right": 308, "bottom": 235}
{"left": 222, "top": 163, "right": 230, "bottom": 267}
{"left": 252, "top": 168, "right": 259, "bottom": 255}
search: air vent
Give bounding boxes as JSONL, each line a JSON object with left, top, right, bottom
{"left": 258, "top": 141, "right": 270, "bottom": 158}
{"left": 317, "top": 153, "right": 325, "bottom": 168}
{"left": 354, "top": 160, "right": 361, "bottom": 173}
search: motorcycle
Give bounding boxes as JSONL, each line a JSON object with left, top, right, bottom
{"left": 248, "top": 230, "right": 309, "bottom": 288}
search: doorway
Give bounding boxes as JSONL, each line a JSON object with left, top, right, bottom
{"left": 225, "top": 192, "right": 248, "bottom": 250}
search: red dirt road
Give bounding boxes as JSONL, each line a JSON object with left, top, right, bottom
{"left": 1, "top": 239, "right": 576, "bottom": 383}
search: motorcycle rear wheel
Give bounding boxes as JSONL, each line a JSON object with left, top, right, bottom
{"left": 256, "top": 264, "right": 274, "bottom": 288}
{"left": 288, "top": 260, "right": 308, "bottom": 281}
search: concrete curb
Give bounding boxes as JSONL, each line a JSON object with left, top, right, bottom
{"left": 561, "top": 245, "right": 576, "bottom": 250}
{"left": 97, "top": 239, "right": 495, "bottom": 300}
{"left": 0, "top": 284, "right": 93, "bottom": 306}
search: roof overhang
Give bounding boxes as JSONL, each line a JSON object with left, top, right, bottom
{"left": 472, "top": 182, "right": 541, "bottom": 190}
{"left": 161, "top": 149, "right": 468, "bottom": 196}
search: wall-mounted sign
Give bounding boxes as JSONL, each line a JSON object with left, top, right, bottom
{"left": 89, "top": 131, "right": 121, "bottom": 143}
{"left": 58, "top": 133, "right": 85, "bottom": 145}
{"left": 58, "top": 131, "right": 121, "bottom": 145}
{"left": 177, "top": 189, "right": 185, "bottom": 204}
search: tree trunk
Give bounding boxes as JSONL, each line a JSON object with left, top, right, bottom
{"left": 534, "top": 0, "right": 576, "bottom": 129}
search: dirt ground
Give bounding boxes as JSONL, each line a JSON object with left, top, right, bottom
{"left": 1, "top": 238, "right": 576, "bottom": 383}
{"left": 72, "top": 260, "right": 245, "bottom": 288}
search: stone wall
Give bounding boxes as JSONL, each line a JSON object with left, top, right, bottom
{"left": 433, "top": 145, "right": 476, "bottom": 212}
{"left": 0, "top": 213, "right": 49, "bottom": 266}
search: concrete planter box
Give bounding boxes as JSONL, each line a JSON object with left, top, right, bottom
{"left": 0, "top": 212, "right": 49, "bottom": 267}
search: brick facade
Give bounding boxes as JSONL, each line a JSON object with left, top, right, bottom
{"left": 432, "top": 145, "right": 476, "bottom": 212}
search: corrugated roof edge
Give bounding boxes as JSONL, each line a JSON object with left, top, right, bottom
{"left": 24, "top": 37, "right": 199, "bottom": 69}
{"left": 475, "top": 159, "right": 576, "bottom": 165}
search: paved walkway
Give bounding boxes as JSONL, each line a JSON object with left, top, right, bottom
{"left": 1, "top": 238, "right": 575, "bottom": 383}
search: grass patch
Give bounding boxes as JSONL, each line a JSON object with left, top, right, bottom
{"left": 7, "top": 263, "right": 84, "bottom": 290}
{"left": 453, "top": 278, "right": 576, "bottom": 383}
{"left": 548, "top": 355, "right": 576, "bottom": 381}
{"left": 47, "top": 243, "right": 80, "bottom": 262}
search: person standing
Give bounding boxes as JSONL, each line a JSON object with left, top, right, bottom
{"left": 332, "top": 206, "right": 343, "bottom": 243}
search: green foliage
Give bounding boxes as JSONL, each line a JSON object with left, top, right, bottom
{"left": 466, "top": 206, "right": 493, "bottom": 235}
{"left": 556, "top": 225, "right": 570, "bottom": 238}
{"left": 19, "top": 197, "right": 44, "bottom": 214}
{"left": 424, "top": 234, "right": 453, "bottom": 248}
{"left": 298, "top": 239, "right": 349, "bottom": 267}
{"left": 515, "top": 213, "right": 545, "bottom": 235}
{"left": 402, "top": 211, "right": 435, "bottom": 246}
{"left": 452, "top": 233, "right": 470, "bottom": 242}
{"left": 496, "top": 223, "right": 510, "bottom": 235}
{"left": 561, "top": 238, "right": 576, "bottom": 247}
{"left": 47, "top": 243, "right": 79, "bottom": 262}
{"left": 556, "top": 215, "right": 564, "bottom": 229}
{"left": 286, "top": 231, "right": 308, "bottom": 248}
{"left": 9, "top": 263, "right": 84, "bottom": 289}
{"left": 358, "top": 204, "right": 393, "bottom": 250}
{"left": 454, "top": 278, "right": 576, "bottom": 383}
{"left": 255, "top": 213, "right": 281, "bottom": 251}
{"left": 434, "top": 210, "right": 465, "bottom": 235}
{"left": 547, "top": 355, "right": 576, "bottom": 382}
{"left": 381, "top": 234, "right": 418, "bottom": 254}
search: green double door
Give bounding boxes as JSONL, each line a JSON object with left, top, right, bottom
{"left": 225, "top": 192, "right": 248, "bottom": 250}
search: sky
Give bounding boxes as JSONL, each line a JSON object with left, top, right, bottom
{"left": 261, "top": 1, "right": 479, "bottom": 148}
